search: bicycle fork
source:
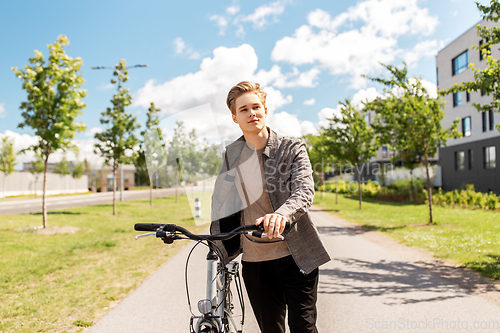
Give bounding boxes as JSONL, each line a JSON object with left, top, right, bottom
{"left": 191, "top": 248, "right": 224, "bottom": 333}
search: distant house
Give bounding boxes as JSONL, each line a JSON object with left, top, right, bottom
{"left": 23, "top": 162, "right": 136, "bottom": 192}
{"left": 87, "top": 164, "right": 136, "bottom": 192}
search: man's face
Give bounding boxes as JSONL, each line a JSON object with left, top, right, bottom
{"left": 232, "top": 92, "right": 268, "bottom": 134}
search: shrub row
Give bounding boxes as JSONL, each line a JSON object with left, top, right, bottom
{"left": 429, "top": 188, "right": 499, "bottom": 211}
{"left": 317, "top": 178, "right": 499, "bottom": 211}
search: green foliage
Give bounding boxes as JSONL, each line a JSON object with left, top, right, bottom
{"left": 12, "top": 35, "right": 86, "bottom": 227}
{"left": 29, "top": 152, "right": 45, "bottom": 176}
{"left": 135, "top": 102, "right": 167, "bottom": 188}
{"left": 0, "top": 136, "right": 16, "bottom": 177}
{"left": 73, "top": 320, "right": 94, "bottom": 327}
{"left": 430, "top": 187, "right": 499, "bottom": 211}
{"left": 12, "top": 35, "right": 87, "bottom": 158}
{"left": 388, "top": 177, "right": 425, "bottom": 194}
{"left": 53, "top": 156, "right": 70, "bottom": 176}
{"left": 323, "top": 100, "right": 379, "bottom": 169}
{"left": 94, "top": 59, "right": 140, "bottom": 214}
{"left": 94, "top": 59, "right": 140, "bottom": 171}
{"left": 365, "top": 62, "right": 461, "bottom": 223}
{"left": 71, "top": 161, "right": 85, "bottom": 179}
{"left": 439, "top": 1, "right": 500, "bottom": 132}
{"left": 322, "top": 99, "right": 379, "bottom": 209}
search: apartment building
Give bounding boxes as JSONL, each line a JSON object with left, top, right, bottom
{"left": 436, "top": 19, "right": 499, "bottom": 193}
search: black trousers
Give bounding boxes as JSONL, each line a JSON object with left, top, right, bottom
{"left": 241, "top": 255, "right": 319, "bottom": 333}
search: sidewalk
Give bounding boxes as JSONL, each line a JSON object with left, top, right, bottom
{"left": 87, "top": 207, "right": 500, "bottom": 333}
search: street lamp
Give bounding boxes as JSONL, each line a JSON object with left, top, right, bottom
{"left": 92, "top": 63, "right": 147, "bottom": 202}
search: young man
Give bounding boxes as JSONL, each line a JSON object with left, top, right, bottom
{"left": 210, "top": 81, "right": 330, "bottom": 333}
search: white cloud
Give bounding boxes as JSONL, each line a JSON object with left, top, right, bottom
{"left": 0, "top": 103, "right": 5, "bottom": 118}
{"left": 133, "top": 44, "right": 294, "bottom": 141}
{"left": 241, "top": 0, "right": 287, "bottom": 29}
{"left": 210, "top": 15, "right": 229, "bottom": 35}
{"left": 85, "top": 127, "right": 102, "bottom": 137}
{"left": 304, "top": 98, "right": 315, "bottom": 105}
{"left": 210, "top": 0, "right": 289, "bottom": 37}
{"left": 271, "top": 0, "right": 439, "bottom": 88}
{"left": 317, "top": 106, "right": 344, "bottom": 129}
{"left": 97, "top": 82, "right": 114, "bottom": 91}
{"left": 173, "top": 37, "right": 201, "bottom": 59}
{"left": 404, "top": 40, "right": 444, "bottom": 66}
{"left": 268, "top": 111, "right": 317, "bottom": 138}
{"left": 0, "top": 130, "right": 104, "bottom": 169}
{"left": 351, "top": 87, "right": 380, "bottom": 108}
{"left": 254, "top": 65, "right": 320, "bottom": 88}
{"left": 226, "top": 5, "right": 240, "bottom": 15}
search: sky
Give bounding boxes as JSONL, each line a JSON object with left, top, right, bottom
{"left": 0, "top": 0, "right": 490, "bottom": 168}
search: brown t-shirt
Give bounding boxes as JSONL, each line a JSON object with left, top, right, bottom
{"left": 235, "top": 144, "right": 291, "bottom": 262}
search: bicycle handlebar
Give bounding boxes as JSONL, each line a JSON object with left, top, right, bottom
{"left": 134, "top": 221, "right": 291, "bottom": 242}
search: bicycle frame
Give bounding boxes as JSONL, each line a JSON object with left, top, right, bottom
{"left": 190, "top": 245, "right": 244, "bottom": 333}
{"left": 134, "top": 222, "right": 286, "bottom": 333}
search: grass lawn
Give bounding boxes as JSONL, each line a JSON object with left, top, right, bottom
{"left": 314, "top": 192, "right": 500, "bottom": 281}
{"left": 0, "top": 194, "right": 208, "bottom": 333}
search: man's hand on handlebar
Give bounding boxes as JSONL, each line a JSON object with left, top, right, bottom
{"left": 255, "top": 213, "right": 288, "bottom": 239}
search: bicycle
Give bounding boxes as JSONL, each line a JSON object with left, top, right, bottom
{"left": 134, "top": 222, "right": 289, "bottom": 333}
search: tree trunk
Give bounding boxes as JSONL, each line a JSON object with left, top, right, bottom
{"left": 408, "top": 169, "right": 414, "bottom": 203}
{"left": 113, "top": 165, "right": 117, "bottom": 216}
{"left": 424, "top": 157, "right": 434, "bottom": 224}
{"left": 34, "top": 175, "right": 38, "bottom": 198}
{"left": 356, "top": 164, "right": 362, "bottom": 210}
{"left": 320, "top": 176, "right": 324, "bottom": 199}
{"left": 43, "top": 155, "right": 49, "bottom": 228}
{"left": 149, "top": 175, "right": 153, "bottom": 206}
{"left": 335, "top": 175, "right": 338, "bottom": 205}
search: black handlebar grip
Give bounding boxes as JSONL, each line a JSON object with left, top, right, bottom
{"left": 134, "top": 223, "right": 164, "bottom": 231}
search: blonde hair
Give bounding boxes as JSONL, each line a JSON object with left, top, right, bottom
{"left": 226, "top": 81, "right": 267, "bottom": 115}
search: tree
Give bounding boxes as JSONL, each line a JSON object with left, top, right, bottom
{"left": 54, "top": 156, "right": 70, "bottom": 194}
{"left": 167, "top": 121, "right": 190, "bottom": 203}
{"left": 136, "top": 102, "right": 166, "bottom": 206}
{"left": 12, "top": 35, "right": 86, "bottom": 228}
{"left": 72, "top": 161, "right": 85, "bottom": 179}
{"left": 365, "top": 63, "right": 461, "bottom": 223}
{"left": 438, "top": 1, "right": 500, "bottom": 132}
{"left": 94, "top": 59, "right": 140, "bottom": 215}
{"left": 302, "top": 133, "right": 332, "bottom": 200}
{"left": 322, "top": 100, "right": 379, "bottom": 209}
{"left": 29, "top": 152, "right": 45, "bottom": 197}
{"left": 0, "top": 136, "right": 16, "bottom": 199}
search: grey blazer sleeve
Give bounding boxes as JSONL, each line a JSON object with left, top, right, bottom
{"left": 275, "top": 142, "right": 315, "bottom": 224}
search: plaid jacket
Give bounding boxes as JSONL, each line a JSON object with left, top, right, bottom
{"left": 210, "top": 128, "right": 330, "bottom": 275}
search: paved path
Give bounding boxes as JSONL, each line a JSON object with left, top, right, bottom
{"left": 87, "top": 208, "right": 500, "bottom": 333}
{"left": 0, "top": 188, "right": 195, "bottom": 215}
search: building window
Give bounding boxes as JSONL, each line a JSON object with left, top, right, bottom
{"left": 436, "top": 68, "right": 439, "bottom": 87}
{"left": 455, "top": 151, "right": 465, "bottom": 171}
{"left": 462, "top": 116, "right": 471, "bottom": 137}
{"left": 452, "top": 50, "right": 468, "bottom": 75}
{"left": 382, "top": 146, "right": 388, "bottom": 158}
{"left": 453, "top": 92, "right": 462, "bottom": 107}
{"left": 479, "top": 38, "right": 491, "bottom": 61}
{"left": 481, "top": 88, "right": 486, "bottom": 96}
{"left": 484, "top": 146, "right": 496, "bottom": 169}
{"left": 483, "top": 112, "right": 487, "bottom": 132}
{"left": 489, "top": 110, "right": 495, "bottom": 131}
{"left": 466, "top": 91, "right": 470, "bottom": 102}
{"left": 468, "top": 149, "right": 473, "bottom": 170}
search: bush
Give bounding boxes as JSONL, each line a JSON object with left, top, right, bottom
{"left": 487, "top": 192, "right": 499, "bottom": 211}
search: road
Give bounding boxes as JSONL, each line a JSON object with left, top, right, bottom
{"left": 87, "top": 208, "right": 500, "bottom": 333}
{"left": 0, "top": 188, "right": 194, "bottom": 215}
